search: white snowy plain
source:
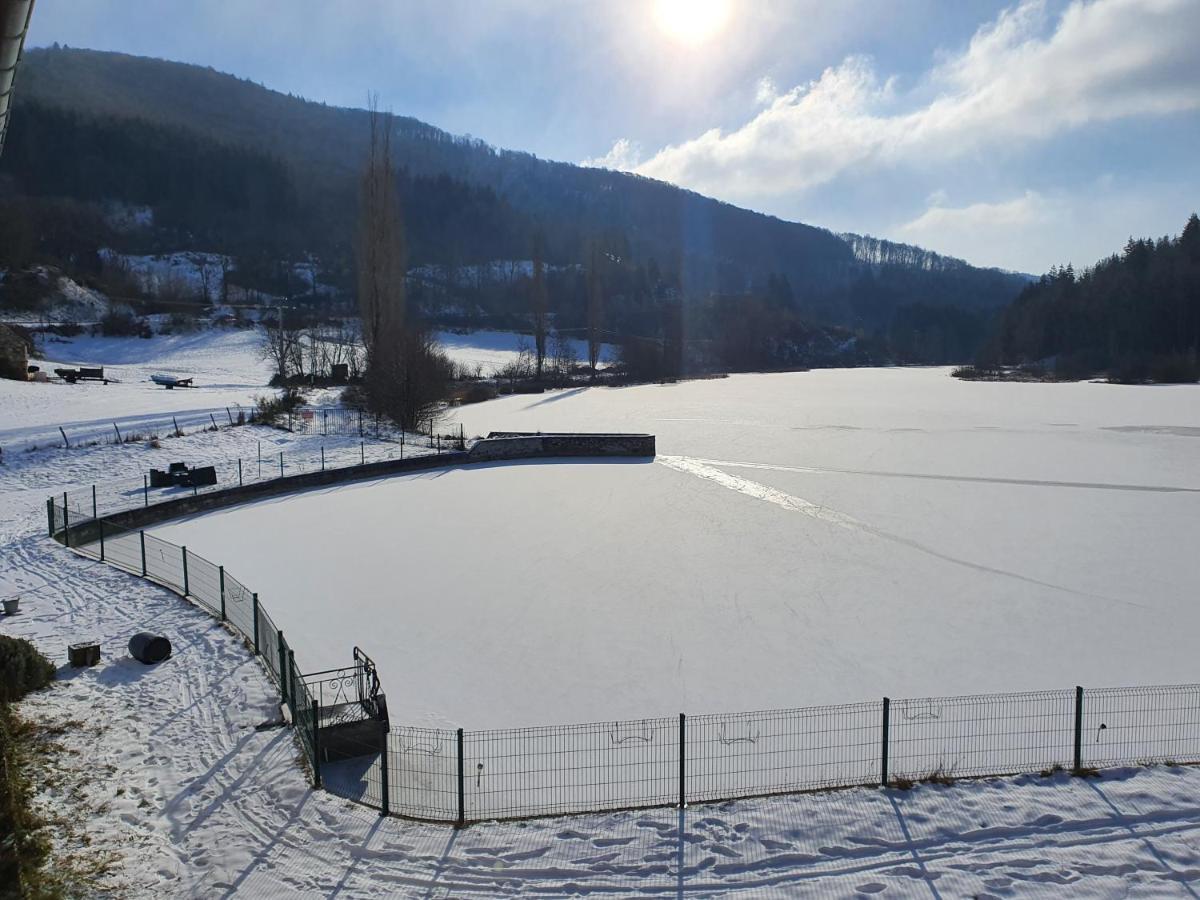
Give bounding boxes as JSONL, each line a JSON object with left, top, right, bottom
{"left": 151, "top": 369, "right": 1200, "bottom": 730}
{"left": 4, "top": 362, "right": 1200, "bottom": 896}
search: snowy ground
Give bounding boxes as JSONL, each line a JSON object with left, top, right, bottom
{"left": 435, "top": 328, "right": 615, "bottom": 374}
{"left": 5, "top": 364, "right": 1200, "bottom": 895}
{"left": 3, "top": 329, "right": 273, "bottom": 453}
{"left": 152, "top": 368, "right": 1200, "bottom": 730}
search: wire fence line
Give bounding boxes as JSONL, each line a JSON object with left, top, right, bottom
{"left": 46, "top": 488, "right": 1200, "bottom": 825}
{"left": 52, "top": 430, "right": 459, "bottom": 524}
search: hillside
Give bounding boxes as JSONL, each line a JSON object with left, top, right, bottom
{"left": 0, "top": 46, "right": 1032, "bottom": 365}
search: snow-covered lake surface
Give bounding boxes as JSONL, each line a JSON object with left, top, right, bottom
{"left": 6, "top": 363, "right": 1200, "bottom": 895}
{"left": 151, "top": 368, "right": 1200, "bottom": 730}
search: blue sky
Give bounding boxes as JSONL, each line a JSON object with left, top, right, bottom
{"left": 27, "top": 0, "right": 1200, "bottom": 274}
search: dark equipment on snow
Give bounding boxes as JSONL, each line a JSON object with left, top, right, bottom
{"left": 149, "top": 463, "right": 217, "bottom": 488}
{"left": 54, "top": 366, "right": 108, "bottom": 384}
{"left": 128, "top": 632, "right": 171, "bottom": 664}
{"left": 68, "top": 641, "right": 100, "bottom": 667}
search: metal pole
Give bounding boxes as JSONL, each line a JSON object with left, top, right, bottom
{"left": 360, "top": 441, "right": 365, "bottom": 465}
{"left": 358, "top": 408, "right": 363, "bottom": 437}
{"left": 323, "top": 409, "right": 327, "bottom": 436}
{"left": 46, "top": 498, "right": 54, "bottom": 537}
{"left": 881, "top": 697, "right": 891, "bottom": 787}
{"left": 258, "top": 441, "right": 262, "bottom": 479}
{"left": 278, "top": 631, "right": 289, "bottom": 705}
{"left": 144, "top": 474, "right": 149, "bottom": 507}
{"left": 92, "top": 484, "right": 97, "bottom": 519}
{"left": 679, "top": 713, "right": 686, "bottom": 809}
{"left": 311, "top": 699, "right": 322, "bottom": 787}
{"left": 63, "top": 497, "right": 70, "bottom": 548}
{"left": 59, "top": 426, "right": 70, "bottom": 448}
{"left": 140, "top": 531, "right": 146, "bottom": 576}
{"left": 98, "top": 519, "right": 105, "bottom": 562}
{"left": 456, "top": 727, "right": 465, "bottom": 826}
{"left": 113, "top": 422, "right": 121, "bottom": 442}
{"left": 279, "top": 451, "right": 284, "bottom": 477}
{"left": 380, "top": 726, "right": 390, "bottom": 817}
{"left": 252, "top": 593, "right": 260, "bottom": 653}
{"left": 210, "top": 413, "right": 218, "bottom": 430}
{"left": 321, "top": 446, "right": 325, "bottom": 471}
{"left": 226, "top": 407, "right": 234, "bottom": 425}
{"left": 288, "top": 649, "right": 297, "bottom": 714}
{"left": 172, "top": 415, "right": 180, "bottom": 435}
{"left": 182, "top": 546, "right": 189, "bottom": 595}
{"left": 219, "top": 565, "right": 226, "bottom": 621}
{"left": 1073, "top": 686, "right": 1084, "bottom": 772}
{"left": 238, "top": 459, "right": 243, "bottom": 486}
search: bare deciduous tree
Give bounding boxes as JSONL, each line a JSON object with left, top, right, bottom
{"left": 530, "top": 232, "right": 548, "bottom": 381}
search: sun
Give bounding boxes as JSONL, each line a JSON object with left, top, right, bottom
{"left": 653, "top": 0, "right": 732, "bottom": 46}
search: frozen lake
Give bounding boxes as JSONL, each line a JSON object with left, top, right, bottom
{"left": 151, "top": 368, "right": 1200, "bottom": 729}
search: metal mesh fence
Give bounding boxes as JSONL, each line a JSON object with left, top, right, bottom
{"left": 45, "top": 492, "right": 1200, "bottom": 825}
{"left": 888, "top": 690, "right": 1074, "bottom": 781}
{"left": 1082, "top": 685, "right": 1200, "bottom": 768}
{"left": 688, "top": 703, "right": 880, "bottom": 801}
{"left": 464, "top": 718, "right": 679, "bottom": 819}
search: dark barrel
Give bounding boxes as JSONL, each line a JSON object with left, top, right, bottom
{"left": 128, "top": 632, "right": 171, "bottom": 664}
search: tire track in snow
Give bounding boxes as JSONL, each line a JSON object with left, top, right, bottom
{"left": 687, "top": 456, "right": 1200, "bottom": 494}
{"left": 656, "top": 455, "right": 1139, "bottom": 608}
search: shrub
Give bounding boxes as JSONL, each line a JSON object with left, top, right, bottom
{"left": 99, "top": 306, "right": 151, "bottom": 338}
{"left": 0, "top": 636, "right": 55, "bottom": 703}
{"left": 1149, "top": 352, "right": 1200, "bottom": 384}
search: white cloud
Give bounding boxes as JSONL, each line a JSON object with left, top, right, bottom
{"left": 580, "top": 137, "right": 643, "bottom": 171}
{"left": 754, "top": 76, "right": 778, "bottom": 106}
{"left": 895, "top": 191, "right": 1055, "bottom": 268}
{"left": 631, "top": 0, "right": 1200, "bottom": 199}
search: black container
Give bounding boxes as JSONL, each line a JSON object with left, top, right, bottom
{"left": 128, "top": 632, "right": 172, "bottom": 664}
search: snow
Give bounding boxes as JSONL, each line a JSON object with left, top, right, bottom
{"left": 146, "top": 368, "right": 1200, "bottom": 732}
{"left": 1, "top": 329, "right": 273, "bottom": 452}
{"left": 5, "top": 362, "right": 1200, "bottom": 895}
{"left": 435, "top": 328, "right": 614, "bottom": 373}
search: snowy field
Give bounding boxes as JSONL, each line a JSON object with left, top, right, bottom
{"left": 151, "top": 368, "right": 1200, "bottom": 731}
{"left": 434, "top": 328, "right": 615, "bottom": 373}
{"left": 2, "top": 329, "right": 273, "bottom": 452}
{"left": 5, "top": 362, "right": 1200, "bottom": 894}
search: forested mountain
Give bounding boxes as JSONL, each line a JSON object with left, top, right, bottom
{"left": 979, "top": 215, "right": 1200, "bottom": 382}
{"left": 0, "top": 46, "right": 1032, "bottom": 367}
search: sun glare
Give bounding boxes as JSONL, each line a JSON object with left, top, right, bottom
{"left": 653, "top": 0, "right": 731, "bottom": 46}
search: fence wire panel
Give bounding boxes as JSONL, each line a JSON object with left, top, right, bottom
{"left": 185, "top": 552, "right": 222, "bottom": 615}
{"left": 1083, "top": 685, "right": 1200, "bottom": 768}
{"left": 257, "top": 606, "right": 283, "bottom": 684}
{"left": 143, "top": 534, "right": 185, "bottom": 593}
{"left": 464, "top": 718, "right": 678, "bottom": 820}
{"left": 386, "top": 727, "right": 458, "bottom": 820}
{"left": 222, "top": 572, "right": 256, "bottom": 644}
{"left": 688, "top": 702, "right": 880, "bottom": 802}
{"left": 888, "top": 690, "right": 1074, "bottom": 780}
{"left": 100, "top": 524, "right": 142, "bottom": 575}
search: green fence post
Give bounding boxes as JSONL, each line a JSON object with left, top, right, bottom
{"left": 311, "top": 698, "right": 321, "bottom": 787}
{"left": 278, "top": 631, "right": 289, "bottom": 705}
{"left": 140, "top": 531, "right": 147, "bottom": 576}
{"left": 1073, "top": 686, "right": 1084, "bottom": 773}
{"left": 92, "top": 484, "right": 97, "bottom": 519}
{"left": 99, "top": 519, "right": 105, "bottom": 562}
{"left": 380, "top": 726, "right": 390, "bottom": 816}
{"left": 881, "top": 697, "right": 891, "bottom": 787}
{"left": 679, "top": 713, "right": 686, "bottom": 809}
{"left": 219, "top": 565, "right": 226, "bottom": 621}
{"left": 456, "top": 727, "right": 465, "bottom": 826}
{"left": 252, "top": 593, "right": 260, "bottom": 654}
{"left": 182, "top": 546, "right": 189, "bottom": 596}
{"left": 288, "top": 649, "right": 297, "bottom": 713}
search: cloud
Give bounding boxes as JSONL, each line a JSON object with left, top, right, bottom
{"left": 895, "top": 191, "right": 1054, "bottom": 268}
{"left": 629, "top": 0, "right": 1200, "bottom": 199}
{"left": 580, "top": 137, "right": 643, "bottom": 171}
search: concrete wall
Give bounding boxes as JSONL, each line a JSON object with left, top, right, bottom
{"left": 54, "top": 433, "right": 655, "bottom": 542}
